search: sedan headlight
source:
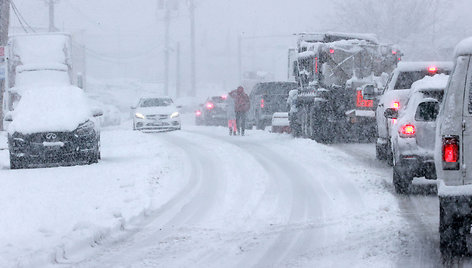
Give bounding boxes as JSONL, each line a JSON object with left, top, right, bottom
{"left": 135, "top": 112, "right": 145, "bottom": 119}
{"left": 170, "top": 112, "right": 180, "bottom": 119}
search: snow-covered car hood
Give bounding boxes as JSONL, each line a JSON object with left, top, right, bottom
{"left": 135, "top": 106, "right": 178, "bottom": 115}
{"left": 8, "top": 86, "right": 93, "bottom": 134}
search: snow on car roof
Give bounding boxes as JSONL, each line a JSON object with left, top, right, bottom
{"left": 454, "top": 36, "right": 472, "bottom": 57}
{"left": 411, "top": 74, "right": 449, "bottom": 92}
{"left": 8, "top": 86, "right": 92, "bottom": 134}
{"left": 9, "top": 33, "right": 71, "bottom": 65}
{"left": 396, "top": 61, "right": 453, "bottom": 72}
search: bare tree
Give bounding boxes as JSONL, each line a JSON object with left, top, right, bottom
{"left": 330, "top": 0, "right": 456, "bottom": 59}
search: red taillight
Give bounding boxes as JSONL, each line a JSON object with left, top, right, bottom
{"left": 443, "top": 136, "right": 460, "bottom": 170}
{"left": 221, "top": 95, "right": 227, "bottom": 100}
{"left": 315, "top": 57, "right": 319, "bottom": 73}
{"left": 392, "top": 50, "right": 397, "bottom": 55}
{"left": 195, "top": 110, "right": 202, "bottom": 116}
{"left": 329, "top": 48, "right": 335, "bottom": 54}
{"left": 260, "top": 99, "right": 265, "bottom": 108}
{"left": 400, "top": 124, "right": 416, "bottom": 137}
{"left": 428, "top": 65, "right": 438, "bottom": 73}
{"left": 206, "top": 102, "right": 214, "bottom": 109}
{"left": 393, "top": 101, "right": 400, "bottom": 110}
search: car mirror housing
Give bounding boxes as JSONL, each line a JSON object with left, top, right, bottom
{"left": 384, "top": 108, "right": 398, "bottom": 119}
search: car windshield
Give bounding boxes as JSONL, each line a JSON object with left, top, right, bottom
{"left": 139, "top": 98, "right": 173, "bottom": 107}
{"left": 394, "top": 70, "right": 450, "bottom": 90}
{"left": 210, "top": 96, "right": 225, "bottom": 103}
{"left": 255, "top": 83, "right": 298, "bottom": 95}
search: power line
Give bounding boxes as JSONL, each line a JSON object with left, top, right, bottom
{"left": 10, "top": 0, "right": 36, "bottom": 32}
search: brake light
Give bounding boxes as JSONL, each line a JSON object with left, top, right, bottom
{"left": 329, "top": 48, "right": 335, "bottom": 54}
{"left": 206, "top": 102, "right": 214, "bottom": 109}
{"left": 443, "top": 136, "right": 460, "bottom": 170}
{"left": 195, "top": 110, "right": 202, "bottom": 116}
{"left": 221, "top": 95, "right": 227, "bottom": 100}
{"left": 392, "top": 50, "right": 397, "bottom": 55}
{"left": 393, "top": 101, "right": 400, "bottom": 110}
{"left": 315, "top": 57, "right": 319, "bottom": 73}
{"left": 428, "top": 65, "right": 438, "bottom": 73}
{"left": 261, "top": 99, "right": 265, "bottom": 108}
{"left": 399, "top": 124, "right": 416, "bottom": 137}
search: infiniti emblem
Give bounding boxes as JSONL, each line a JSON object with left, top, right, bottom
{"left": 46, "top": 133, "right": 57, "bottom": 140}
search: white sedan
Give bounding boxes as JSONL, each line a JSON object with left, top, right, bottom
{"left": 132, "top": 96, "right": 181, "bottom": 131}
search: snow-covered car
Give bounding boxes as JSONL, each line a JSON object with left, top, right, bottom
{"left": 375, "top": 61, "right": 452, "bottom": 164}
{"left": 201, "top": 96, "right": 227, "bottom": 126}
{"left": 132, "top": 96, "right": 181, "bottom": 131}
{"left": 385, "top": 74, "right": 448, "bottom": 194}
{"left": 5, "top": 86, "right": 102, "bottom": 169}
{"left": 271, "top": 112, "right": 290, "bottom": 133}
{"left": 435, "top": 37, "right": 472, "bottom": 256}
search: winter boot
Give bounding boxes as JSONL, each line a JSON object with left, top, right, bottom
{"left": 229, "top": 128, "right": 233, "bottom": 136}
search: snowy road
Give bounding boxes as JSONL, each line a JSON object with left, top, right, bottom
{"left": 61, "top": 124, "right": 451, "bottom": 268}
{"left": 2, "top": 121, "right": 464, "bottom": 267}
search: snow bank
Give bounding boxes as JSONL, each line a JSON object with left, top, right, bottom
{"left": 8, "top": 86, "right": 92, "bottom": 134}
{"left": 0, "top": 125, "right": 187, "bottom": 267}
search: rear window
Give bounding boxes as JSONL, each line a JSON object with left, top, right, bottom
{"left": 210, "top": 96, "right": 225, "bottom": 103}
{"left": 394, "top": 70, "right": 450, "bottom": 90}
{"left": 422, "top": 90, "right": 444, "bottom": 103}
{"left": 253, "top": 83, "right": 297, "bottom": 96}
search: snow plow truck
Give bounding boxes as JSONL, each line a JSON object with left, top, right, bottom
{"left": 288, "top": 32, "right": 401, "bottom": 143}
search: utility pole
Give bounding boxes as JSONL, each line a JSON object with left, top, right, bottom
{"left": 176, "top": 42, "right": 181, "bottom": 98}
{"left": 189, "top": 0, "right": 196, "bottom": 97}
{"left": 0, "top": 0, "right": 9, "bottom": 131}
{"left": 237, "top": 33, "right": 242, "bottom": 85}
{"left": 48, "top": 0, "right": 58, "bottom": 32}
{"left": 164, "top": 7, "right": 170, "bottom": 96}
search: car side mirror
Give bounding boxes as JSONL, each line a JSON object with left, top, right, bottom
{"left": 92, "top": 108, "right": 103, "bottom": 117}
{"left": 362, "top": 85, "right": 377, "bottom": 100}
{"left": 384, "top": 108, "right": 398, "bottom": 119}
{"left": 4, "top": 112, "right": 13, "bottom": 122}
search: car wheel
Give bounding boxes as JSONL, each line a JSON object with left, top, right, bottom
{"left": 9, "top": 155, "right": 24, "bottom": 169}
{"left": 376, "top": 141, "right": 387, "bottom": 160}
{"left": 392, "top": 164, "right": 412, "bottom": 194}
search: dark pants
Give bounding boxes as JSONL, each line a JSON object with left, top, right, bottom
{"left": 236, "top": 111, "right": 246, "bottom": 134}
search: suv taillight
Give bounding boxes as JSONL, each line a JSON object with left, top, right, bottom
{"left": 399, "top": 124, "right": 415, "bottom": 138}
{"left": 443, "top": 136, "right": 460, "bottom": 170}
{"left": 261, "top": 99, "right": 265, "bottom": 108}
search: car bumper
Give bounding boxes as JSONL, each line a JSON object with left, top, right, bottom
{"left": 398, "top": 154, "right": 436, "bottom": 179}
{"left": 135, "top": 119, "right": 181, "bottom": 130}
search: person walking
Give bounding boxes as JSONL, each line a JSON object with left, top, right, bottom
{"left": 226, "top": 94, "right": 237, "bottom": 136}
{"left": 229, "top": 86, "right": 250, "bottom": 136}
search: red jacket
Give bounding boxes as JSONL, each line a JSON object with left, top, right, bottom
{"left": 229, "top": 88, "right": 250, "bottom": 112}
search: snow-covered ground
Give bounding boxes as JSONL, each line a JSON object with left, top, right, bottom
{"left": 0, "top": 112, "right": 462, "bottom": 267}
{"left": 0, "top": 125, "right": 187, "bottom": 267}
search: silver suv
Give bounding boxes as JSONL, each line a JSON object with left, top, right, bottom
{"left": 385, "top": 74, "right": 448, "bottom": 194}
{"left": 375, "top": 62, "right": 452, "bottom": 164}
{"left": 435, "top": 37, "right": 472, "bottom": 256}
